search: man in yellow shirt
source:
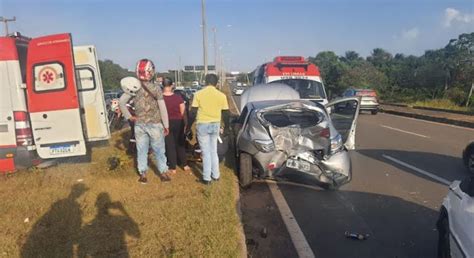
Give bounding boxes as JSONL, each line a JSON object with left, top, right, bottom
{"left": 187, "top": 74, "right": 230, "bottom": 185}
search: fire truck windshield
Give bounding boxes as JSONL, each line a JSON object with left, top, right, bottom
{"left": 270, "top": 79, "right": 326, "bottom": 99}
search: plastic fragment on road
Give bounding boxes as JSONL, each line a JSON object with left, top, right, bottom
{"left": 344, "top": 231, "right": 369, "bottom": 240}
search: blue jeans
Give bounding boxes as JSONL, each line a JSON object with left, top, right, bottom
{"left": 135, "top": 123, "right": 168, "bottom": 175}
{"left": 196, "top": 122, "right": 220, "bottom": 181}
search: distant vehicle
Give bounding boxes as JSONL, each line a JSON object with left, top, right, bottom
{"left": 233, "top": 87, "right": 245, "bottom": 96}
{"left": 192, "top": 81, "right": 200, "bottom": 87}
{"left": 0, "top": 32, "right": 110, "bottom": 173}
{"left": 341, "top": 88, "right": 379, "bottom": 115}
{"left": 252, "top": 56, "right": 329, "bottom": 105}
{"left": 233, "top": 83, "right": 360, "bottom": 189}
{"left": 437, "top": 176, "right": 474, "bottom": 258}
{"left": 237, "top": 82, "right": 243, "bottom": 87}
{"left": 462, "top": 142, "right": 474, "bottom": 173}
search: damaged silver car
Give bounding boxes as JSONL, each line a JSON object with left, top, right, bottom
{"left": 233, "top": 84, "right": 360, "bottom": 190}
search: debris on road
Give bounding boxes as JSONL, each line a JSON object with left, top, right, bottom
{"left": 260, "top": 227, "right": 268, "bottom": 238}
{"left": 23, "top": 218, "right": 29, "bottom": 223}
{"left": 344, "top": 231, "right": 370, "bottom": 240}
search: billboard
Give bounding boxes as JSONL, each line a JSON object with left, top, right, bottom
{"left": 184, "top": 65, "right": 215, "bottom": 71}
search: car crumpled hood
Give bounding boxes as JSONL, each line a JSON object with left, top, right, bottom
{"left": 255, "top": 102, "right": 330, "bottom": 156}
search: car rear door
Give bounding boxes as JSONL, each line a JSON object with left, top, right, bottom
{"left": 74, "top": 45, "right": 110, "bottom": 141}
{"left": 326, "top": 97, "right": 360, "bottom": 150}
{"left": 26, "top": 33, "right": 87, "bottom": 158}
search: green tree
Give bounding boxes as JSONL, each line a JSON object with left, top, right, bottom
{"left": 308, "top": 51, "right": 346, "bottom": 97}
{"left": 98, "top": 60, "right": 134, "bottom": 90}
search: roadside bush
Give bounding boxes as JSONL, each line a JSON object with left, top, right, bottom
{"left": 445, "top": 86, "right": 466, "bottom": 105}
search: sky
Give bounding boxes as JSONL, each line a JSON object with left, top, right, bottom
{"left": 1, "top": 0, "right": 473, "bottom": 72}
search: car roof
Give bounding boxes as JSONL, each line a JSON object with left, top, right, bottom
{"left": 239, "top": 83, "right": 300, "bottom": 111}
{"left": 247, "top": 99, "right": 319, "bottom": 111}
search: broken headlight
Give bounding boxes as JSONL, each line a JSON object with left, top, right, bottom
{"left": 330, "top": 133, "right": 343, "bottom": 154}
{"left": 253, "top": 139, "right": 275, "bottom": 153}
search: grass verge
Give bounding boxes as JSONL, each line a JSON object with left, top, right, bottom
{"left": 410, "top": 99, "right": 472, "bottom": 112}
{"left": 0, "top": 129, "right": 242, "bottom": 257}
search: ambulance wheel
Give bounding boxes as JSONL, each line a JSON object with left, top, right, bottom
{"left": 239, "top": 152, "right": 252, "bottom": 188}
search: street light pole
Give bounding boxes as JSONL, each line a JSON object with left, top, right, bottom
{"left": 201, "top": 0, "right": 208, "bottom": 76}
{"left": 212, "top": 27, "right": 218, "bottom": 74}
{"left": 0, "top": 16, "right": 16, "bottom": 36}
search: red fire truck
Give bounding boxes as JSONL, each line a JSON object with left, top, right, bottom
{"left": 0, "top": 32, "right": 110, "bottom": 173}
{"left": 252, "top": 56, "right": 329, "bottom": 105}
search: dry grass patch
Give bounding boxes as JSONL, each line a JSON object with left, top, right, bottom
{"left": 0, "top": 129, "right": 242, "bottom": 257}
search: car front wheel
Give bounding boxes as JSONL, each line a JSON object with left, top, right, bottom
{"left": 371, "top": 109, "right": 378, "bottom": 115}
{"left": 239, "top": 152, "right": 252, "bottom": 187}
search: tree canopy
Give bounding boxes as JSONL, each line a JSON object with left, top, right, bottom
{"left": 308, "top": 32, "right": 474, "bottom": 105}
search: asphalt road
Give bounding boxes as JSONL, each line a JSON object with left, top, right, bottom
{"left": 233, "top": 94, "right": 473, "bottom": 257}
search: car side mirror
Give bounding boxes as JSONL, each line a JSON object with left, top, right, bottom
{"left": 460, "top": 176, "right": 474, "bottom": 197}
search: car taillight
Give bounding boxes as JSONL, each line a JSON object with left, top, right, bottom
{"left": 319, "top": 128, "right": 330, "bottom": 138}
{"left": 14, "top": 111, "right": 33, "bottom": 146}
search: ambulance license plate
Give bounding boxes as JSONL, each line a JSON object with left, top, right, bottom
{"left": 50, "top": 144, "right": 74, "bottom": 155}
{"left": 286, "top": 159, "right": 311, "bottom": 172}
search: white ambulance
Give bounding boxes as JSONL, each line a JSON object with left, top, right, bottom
{"left": 0, "top": 32, "right": 110, "bottom": 172}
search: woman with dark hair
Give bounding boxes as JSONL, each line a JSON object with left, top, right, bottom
{"left": 162, "top": 77, "right": 190, "bottom": 174}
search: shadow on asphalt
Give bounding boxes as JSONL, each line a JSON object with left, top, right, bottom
{"left": 278, "top": 184, "right": 440, "bottom": 258}
{"left": 357, "top": 149, "right": 468, "bottom": 184}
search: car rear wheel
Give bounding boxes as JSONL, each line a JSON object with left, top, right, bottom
{"left": 437, "top": 212, "right": 451, "bottom": 258}
{"left": 239, "top": 152, "right": 252, "bottom": 187}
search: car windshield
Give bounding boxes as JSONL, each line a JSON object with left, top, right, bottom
{"left": 262, "top": 108, "right": 323, "bottom": 128}
{"left": 271, "top": 79, "right": 326, "bottom": 99}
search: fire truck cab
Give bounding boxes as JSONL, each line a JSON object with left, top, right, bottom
{"left": 253, "top": 56, "right": 329, "bottom": 105}
{"left": 0, "top": 32, "right": 110, "bottom": 172}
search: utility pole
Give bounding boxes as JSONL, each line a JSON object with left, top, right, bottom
{"left": 0, "top": 16, "right": 16, "bottom": 36}
{"left": 201, "top": 0, "right": 208, "bottom": 76}
{"left": 212, "top": 27, "right": 218, "bottom": 75}
{"left": 178, "top": 56, "right": 182, "bottom": 86}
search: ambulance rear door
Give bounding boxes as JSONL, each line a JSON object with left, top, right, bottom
{"left": 26, "top": 33, "right": 86, "bottom": 159}
{"left": 74, "top": 45, "right": 110, "bottom": 141}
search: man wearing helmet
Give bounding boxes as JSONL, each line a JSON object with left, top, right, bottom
{"left": 119, "top": 59, "right": 171, "bottom": 184}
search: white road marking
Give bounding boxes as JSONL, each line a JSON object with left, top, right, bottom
{"left": 382, "top": 154, "right": 451, "bottom": 186}
{"left": 382, "top": 113, "right": 474, "bottom": 132}
{"left": 230, "top": 95, "right": 315, "bottom": 257}
{"left": 268, "top": 182, "right": 316, "bottom": 258}
{"left": 380, "top": 125, "right": 430, "bottom": 138}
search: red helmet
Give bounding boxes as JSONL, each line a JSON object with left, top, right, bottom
{"left": 136, "top": 59, "right": 155, "bottom": 81}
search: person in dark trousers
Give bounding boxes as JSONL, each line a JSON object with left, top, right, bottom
{"left": 187, "top": 74, "right": 230, "bottom": 185}
{"left": 162, "top": 77, "right": 190, "bottom": 174}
